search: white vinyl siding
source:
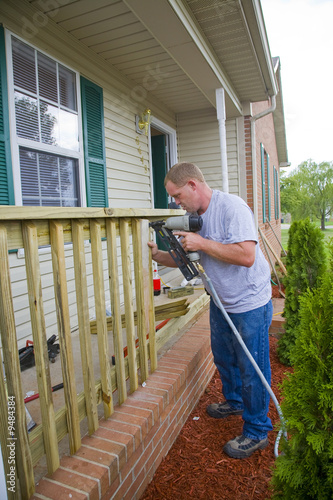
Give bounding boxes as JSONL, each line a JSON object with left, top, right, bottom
{"left": 2, "top": 20, "right": 175, "bottom": 344}
{"left": 176, "top": 109, "right": 240, "bottom": 195}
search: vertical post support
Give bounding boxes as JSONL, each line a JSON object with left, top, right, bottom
{"left": 106, "top": 219, "right": 127, "bottom": 404}
{"left": 132, "top": 219, "right": 149, "bottom": 382}
{"left": 22, "top": 221, "right": 59, "bottom": 472}
{"left": 119, "top": 219, "right": 138, "bottom": 392}
{"left": 72, "top": 220, "right": 99, "bottom": 434}
{"left": 0, "top": 224, "right": 35, "bottom": 499}
{"left": 50, "top": 220, "right": 81, "bottom": 454}
{"left": 90, "top": 219, "right": 113, "bottom": 418}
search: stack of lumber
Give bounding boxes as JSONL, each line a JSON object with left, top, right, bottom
{"left": 90, "top": 298, "right": 190, "bottom": 335}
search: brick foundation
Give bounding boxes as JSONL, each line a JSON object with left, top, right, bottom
{"left": 31, "top": 310, "right": 214, "bottom": 500}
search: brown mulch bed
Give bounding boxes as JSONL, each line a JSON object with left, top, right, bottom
{"left": 142, "top": 318, "right": 292, "bottom": 499}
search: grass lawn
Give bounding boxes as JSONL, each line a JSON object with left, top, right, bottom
{"left": 281, "top": 226, "right": 333, "bottom": 251}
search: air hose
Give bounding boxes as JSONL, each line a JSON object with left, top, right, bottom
{"left": 195, "top": 261, "right": 288, "bottom": 457}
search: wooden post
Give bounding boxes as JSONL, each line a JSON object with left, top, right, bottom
{"left": 50, "top": 220, "right": 81, "bottom": 454}
{"left": 148, "top": 226, "right": 157, "bottom": 372}
{"left": 0, "top": 224, "right": 35, "bottom": 499}
{"left": 119, "top": 219, "right": 138, "bottom": 393}
{"left": 132, "top": 219, "right": 149, "bottom": 382}
{"left": 72, "top": 220, "right": 99, "bottom": 434}
{"left": 22, "top": 221, "right": 60, "bottom": 473}
{"left": 106, "top": 219, "right": 127, "bottom": 404}
{"left": 0, "top": 342, "right": 17, "bottom": 498}
{"left": 90, "top": 219, "right": 113, "bottom": 418}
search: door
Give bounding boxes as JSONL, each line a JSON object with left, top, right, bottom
{"left": 151, "top": 133, "right": 168, "bottom": 209}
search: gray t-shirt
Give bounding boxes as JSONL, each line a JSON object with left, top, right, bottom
{"left": 198, "top": 190, "right": 271, "bottom": 313}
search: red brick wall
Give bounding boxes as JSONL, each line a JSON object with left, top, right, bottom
{"left": 244, "top": 101, "right": 283, "bottom": 263}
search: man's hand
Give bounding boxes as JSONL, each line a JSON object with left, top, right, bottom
{"left": 147, "top": 241, "right": 178, "bottom": 268}
{"left": 174, "top": 232, "right": 256, "bottom": 268}
{"left": 173, "top": 231, "right": 204, "bottom": 253}
{"left": 147, "top": 240, "right": 159, "bottom": 259}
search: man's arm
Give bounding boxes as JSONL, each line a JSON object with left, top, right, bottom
{"left": 174, "top": 231, "right": 256, "bottom": 268}
{"left": 147, "top": 241, "right": 178, "bottom": 267}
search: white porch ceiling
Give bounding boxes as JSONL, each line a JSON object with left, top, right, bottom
{"left": 28, "top": 0, "right": 278, "bottom": 118}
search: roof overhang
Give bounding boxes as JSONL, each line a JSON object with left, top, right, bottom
{"left": 124, "top": 0, "right": 278, "bottom": 117}
{"left": 1, "top": 0, "right": 280, "bottom": 119}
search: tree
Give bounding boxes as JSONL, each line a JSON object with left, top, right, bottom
{"left": 280, "top": 160, "right": 333, "bottom": 230}
{"left": 277, "top": 219, "right": 326, "bottom": 366}
{"left": 270, "top": 246, "right": 333, "bottom": 499}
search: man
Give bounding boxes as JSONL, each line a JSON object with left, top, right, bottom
{"left": 148, "top": 162, "right": 273, "bottom": 459}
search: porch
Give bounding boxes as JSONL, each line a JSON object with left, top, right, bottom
{"left": 0, "top": 206, "right": 211, "bottom": 499}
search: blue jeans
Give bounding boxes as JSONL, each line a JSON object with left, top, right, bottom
{"left": 209, "top": 298, "right": 273, "bottom": 440}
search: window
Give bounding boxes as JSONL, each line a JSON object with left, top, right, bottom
{"left": 1, "top": 28, "right": 108, "bottom": 208}
{"left": 10, "top": 36, "right": 80, "bottom": 207}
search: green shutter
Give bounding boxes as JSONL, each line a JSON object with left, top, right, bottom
{"left": 266, "top": 153, "right": 271, "bottom": 221}
{"left": 0, "top": 26, "right": 14, "bottom": 205}
{"left": 80, "top": 76, "right": 108, "bottom": 207}
{"left": 260, "top": 143, "right": 266, "bottom": 223}
{"left": 273, "top": 166, "right": 277, "bottom": 219}
{"left": 274, "top": 166, "right": 279, "bottom": 220}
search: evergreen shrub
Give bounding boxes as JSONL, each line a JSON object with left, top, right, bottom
{"left": 277, "top": 219, "right": 326, "bottom": 365}
{"left": 270, "top": 260, "right": 333, "bottom": 499}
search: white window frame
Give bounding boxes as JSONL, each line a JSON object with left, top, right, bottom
{"left": 5, "top": 30, "right": 86, "bottom": 207}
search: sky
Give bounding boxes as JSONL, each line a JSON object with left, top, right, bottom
{"left": 261, "top": 0, "right": 333, "bottom": 170}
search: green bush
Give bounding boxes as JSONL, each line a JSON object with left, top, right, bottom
{"left": 277, "top": 219, "right": 326, "bottom": 365}
{"left": 270, "top": 264, "right": 333, "bottom": 499}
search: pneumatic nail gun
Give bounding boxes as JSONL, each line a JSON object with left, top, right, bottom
{"left": 149, "top": 214, "right": 202, "bottom": 282}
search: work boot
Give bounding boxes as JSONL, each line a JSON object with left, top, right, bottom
{"left": 223, "top": 434, "right": 269, "bottom": 459}
{"left": 206, "top": 402, "right": 243, "bottom": 419}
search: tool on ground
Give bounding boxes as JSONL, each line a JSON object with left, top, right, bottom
{"left": 25, "top": 405, "right": 36, "bottom": 432}
{"left": 19, "top": 335, "right": 60, "bottom": 371}
{"left": 24, "top": 383, "right": 64, "bottom": 403}
{"left": 150, "top": 215, "right": 287, "bottom": 457}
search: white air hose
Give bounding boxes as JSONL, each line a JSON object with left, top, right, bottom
{"left": 196, "top": 262, "right": 288, "bottom": 457}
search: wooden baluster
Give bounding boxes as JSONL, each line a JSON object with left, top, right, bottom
{"left": 119, "top": 219, "right": 138, "bottom": 393}
{"left": 147, "top": 226, "right": 157, "bottom": 372}
{"left": 106, "top": 219, "right": 127, "bottom": 404}
{"left": 0, "top": 336, "right": 18, "bottom": 498}
{"left": 0, "top": 224, "right": 35, "bottom": 499}
{"left": 22, "top": 221, "right": 59, "bottom": 472}
{"left": 132, "top": 219, "right": 149, "bottom": 382}
{"left": 72, "top": 220, "right": 99, "bottom": 434}
{"left": 90, "top": 219, "right": 113, "bottom": 418}
{"left": 49, "top": 220, "right": 81, "bottom": 454}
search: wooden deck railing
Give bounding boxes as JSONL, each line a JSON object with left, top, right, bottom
{"left": 0, "top": 206, "right": 196, "bottom": 499}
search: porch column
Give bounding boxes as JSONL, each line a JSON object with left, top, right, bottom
{"left": 216, "top": 88, "right": 229, "bottom": 193}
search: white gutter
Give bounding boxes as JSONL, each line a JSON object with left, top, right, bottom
{"left": 250, "top": 94, "right": 276, "bottom": 230}
{"left": 216, "top": 88, "right": 229, "bottom": 193}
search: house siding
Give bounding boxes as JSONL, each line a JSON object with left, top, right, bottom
{"left": 0, "top": 10, "right": 175, "bottom": 344}
{"left": 176, "top": 108, "right": 241, "bottom": 196}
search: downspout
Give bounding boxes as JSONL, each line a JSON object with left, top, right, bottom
{"left": 216, "top": 88, "right": 229, "bottom": 193}
{"left": 250, "top": 94, "right": 276, "bottom": 230}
